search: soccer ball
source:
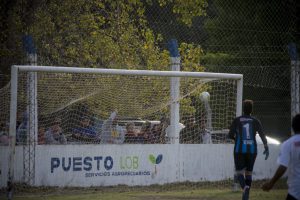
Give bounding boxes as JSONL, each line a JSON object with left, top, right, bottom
{"left": 200, "top": 91, "right": 210, "bottom": 102}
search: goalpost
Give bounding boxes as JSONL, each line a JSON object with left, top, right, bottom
{"left": 6, "top": 65, "right": 243, "bottom": 190}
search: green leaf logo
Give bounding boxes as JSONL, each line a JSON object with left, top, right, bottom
{"left": 149, "top": 154, "right": 163, "bottom": 165}
{"left": 149, "top": 154, "right": 156, "bottom": 164}
{"left": 156, "top": 154, "right": 163, "bottom": 164}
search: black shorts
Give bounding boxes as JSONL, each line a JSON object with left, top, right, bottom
{"left": 234, "top": 153, "right": 257, "bottom": 172}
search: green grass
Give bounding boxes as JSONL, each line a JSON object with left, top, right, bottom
{"left": 1, "top": 188, "right": 287, "bottom": 200}
{"left": 8, "top": 189, "right": 287, "bottom": 200}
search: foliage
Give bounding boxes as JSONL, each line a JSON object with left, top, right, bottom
{"left": 179, "top": 43, "right": 204, "bottom": 72}
{"left": 30, "top": 0, "right": 208, "bottom": 71}
{"left": 154, "top": 0, "right": 208, "bottom": 26}
{"left": 202, "top": 0, "right": 293, "bottom": 67}
{"left": 1, "top": 0, "right": 224, "bottom": 120}
{"left": 27, "top": 0, "right": 207, "bottom": 117}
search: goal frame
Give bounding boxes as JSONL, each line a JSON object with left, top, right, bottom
{"left": 8, "top": 65, "right": 243, "bottom": 187}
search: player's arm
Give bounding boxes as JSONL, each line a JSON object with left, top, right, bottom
{"left": 256, "top": 119, "right": 269, "bottom": 159}
{"left": 261, "top": 165, "right": 287, "bottom": 191}
{"left": 256, "top": 119, "right": 267, "bottom": 145}
{"left": 228, "top": 118, "right": 237, "bottom": 140}
{"left": 262, "top": 140, "right": 290, "bottom": 191}
{"left": 102, "top": 111, "right": 117, "bottom": 128}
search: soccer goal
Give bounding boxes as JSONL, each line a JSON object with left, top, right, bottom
{"left": 4, "top": 65, "right": 243, "bottom": 191}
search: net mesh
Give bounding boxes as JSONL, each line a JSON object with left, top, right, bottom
{"left": 0, "top": 68, "right": 241, "bottom": 192}
{"left": 0, "top": 0, "right": 298, "bottom": 196}
{"left": 13, "top": 71, "right": 237, "bottom": 145}
{"left": 1, "top": 0, "right": 296, "bottom": 140}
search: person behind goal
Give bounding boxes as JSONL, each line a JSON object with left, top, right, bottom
{"left": 228, "top": 99, "right": 269, "bottom": 200}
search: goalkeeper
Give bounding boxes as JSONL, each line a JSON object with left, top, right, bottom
{"left": 228, "top": 99, "right": 269, "bottom": 200}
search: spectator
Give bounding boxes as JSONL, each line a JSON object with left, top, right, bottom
{"left": 124, "top": 122, "right": 135, "bottom": 143}
{"left": 180, "top": 116, "right": 197, "bottom": 144}
{"left": 158, "top": 116, "right": 169, "bottom": 144}
{"left": 45, "top": 118, "right": 66, "bottom": 144}
{"left": 125, "top": 122, "right": 143, "bottom": 143}
{"left": 0, "top": 122, "right": 9, "bottom": 145}
{"left": 202, "top": 129, "right": 212, "bottom": 144}
{"left": 92, "top": 116, "right": 104, "bottom": 136}
{"left": 101, "top": 111, "right": 125, "bottom": 144}
{"left": 141, "top": 121, "right": 152, "bottom": 144}
{"left": 126, "top": 122, "right": 136, "bottom": 135}
{"left": 16, "top": 111, "right": 28, "bottom": 144}
{"left": 72, "top": 116, "right": 98, "bottom": 143}
{"left": 0, "top": 133, "right": 9, "bottom": 145}
{"left": 38, "top": 126, "right": 46, "bottom": 145}
{"left": 149, "top": 124, "right": 161, "bottom": 144}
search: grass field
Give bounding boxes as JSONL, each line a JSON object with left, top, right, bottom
{"left": 3, "top": 189, "right": 287, "bottom": 200}
{"left": 0, "top": 180, "right": 288, "bottom": 200}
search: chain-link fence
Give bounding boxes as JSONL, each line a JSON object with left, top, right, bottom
{"left": 1, "top": 0, "right": 298, "bottom": 141}
{"left": 0, "top": 0, "right": 299, "bottom": 196}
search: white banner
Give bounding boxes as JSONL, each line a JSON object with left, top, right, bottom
{"left": 0, "top": 144, "right": 280, "bottom": 187}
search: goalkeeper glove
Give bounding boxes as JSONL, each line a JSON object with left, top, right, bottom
{"left": 263, "top": 145, "right": 269, "bottom": 160}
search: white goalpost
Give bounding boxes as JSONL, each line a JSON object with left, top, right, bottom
{"left": 6, "top": 65, "right": 244, "bottom": 190}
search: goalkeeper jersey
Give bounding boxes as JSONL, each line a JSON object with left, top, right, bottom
{"left": 229, "top": 115, "right": 267, "bottom": 154}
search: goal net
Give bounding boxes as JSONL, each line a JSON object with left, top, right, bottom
{"left": 2, "top": 65, "right": 243, "bottom": 193}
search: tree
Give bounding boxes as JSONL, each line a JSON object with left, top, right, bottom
{"left": 202, "top": 0, "right": 294, "bottom": 66}
{"left": 1, "top": 0, "right": 209, "bottom": 118}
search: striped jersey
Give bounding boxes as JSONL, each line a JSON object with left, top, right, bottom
{"left": 229, "top": 115, "right": 267, "bottom": 154}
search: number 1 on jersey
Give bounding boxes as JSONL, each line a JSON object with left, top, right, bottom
{"left": 243, "top": 123, "right": 250, "bottom": 139}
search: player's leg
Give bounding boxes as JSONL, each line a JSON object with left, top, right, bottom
{"left": 232, "top": 172, "right": 239, "bottom": 191}
{"left": 234, "top": 153, "right": 246, "bottom": 189}
{"left": 242, "top": 153, "right": 257, "bottom": 200}
{"left": 244, "top": 171, "right": 252, "bottom": 188}
{"left": 244, "top": 153, "right": 257, "bottom": 188}
{"left": 242, "top": 171, "right": 251, "bottom": 200}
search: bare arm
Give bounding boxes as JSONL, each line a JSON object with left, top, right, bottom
{"left": 101, "top": 111, "right": 117, "bottom": 143}
{"left": 261, "top": 165, "right": 287, "bottom": 191}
